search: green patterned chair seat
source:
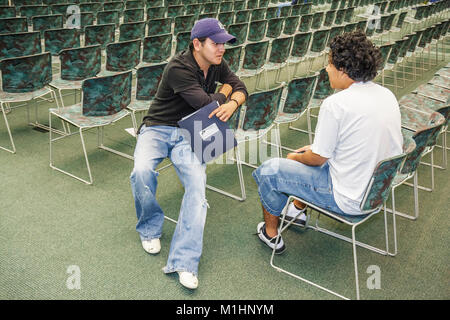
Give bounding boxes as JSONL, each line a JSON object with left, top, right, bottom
{"left": 436, "top": 68, "right": 450, "bottom": 79}
{"left": 50, "top": 77, "right": 84, "bottom": 90}
{"left": 128, "top": 97, "right": 151, "bottom": 112}
{"left": 428, "top": 75, "right": 450, "bottom": 90}
{"left": 49, "top": 104, "right": 130, "bottom": 128}
{"left": 400, "top": 105, "right": 444, "bottom": 132}
{"left": 399, "top": 93, "right": 446, "bottom": 113}
{"left": 274, "top": 112, "right": 302, "bottom": 124}
{"left": 413, "top": 83, "right": 450, "bottom": 104}
{"left": 0, "top": 87, "right": 52, "bottom": 102}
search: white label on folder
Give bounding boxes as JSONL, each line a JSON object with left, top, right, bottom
{"left": 199, "top": 123, "right": 220, "bottom": 140}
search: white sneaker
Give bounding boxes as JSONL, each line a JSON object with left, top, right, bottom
{"left": 142, "top": 239, "right": 161, "bottom": 254}
{"left": 178, "top": 271, "right": 198, "bottom": 289}
{"left": 284, "top": 202, "right": 308, "bottom": 227}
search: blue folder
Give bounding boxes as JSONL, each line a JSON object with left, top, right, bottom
{"left": 177, "top": 101, "right": 237, "bottom": 164}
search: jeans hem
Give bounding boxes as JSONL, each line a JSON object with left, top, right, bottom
{"left": 163, "top": 266, "right": 198, "bottom": 277}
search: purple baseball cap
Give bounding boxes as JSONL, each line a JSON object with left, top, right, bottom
{"left": 190, "top": 18, "right": 236, "bottom": 44}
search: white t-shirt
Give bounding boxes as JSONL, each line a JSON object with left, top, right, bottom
{"left": 311, "top": 81, "right": 403, "bottom": 215}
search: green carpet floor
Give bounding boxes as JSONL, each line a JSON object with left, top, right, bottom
{"left": 1, "top": 27, "right": 449, "bottom": 300}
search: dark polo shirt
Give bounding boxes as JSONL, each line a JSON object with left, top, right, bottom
{"left": 142, "top": 48, "right": 248, "bottom": 128}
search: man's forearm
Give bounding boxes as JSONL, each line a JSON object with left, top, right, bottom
{"left": 288, "top": 150, "right": 328, "bottom": 166}
{"left": 229, "top": 91, "right": 246, "bottom": 107}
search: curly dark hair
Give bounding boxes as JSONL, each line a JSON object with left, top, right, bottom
{"left": 329, "top": 31, "right": 383, "bottom": 82}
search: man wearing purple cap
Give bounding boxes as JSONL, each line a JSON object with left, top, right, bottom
{"left": 130, "top": 18, "right": 248, "bottom": 289}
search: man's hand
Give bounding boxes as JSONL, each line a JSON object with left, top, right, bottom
{"left": 208, "top": 100, "right": 239, "bottom": 122}
{"left": 286, "top": 145, "right": 328, "bottom": 166}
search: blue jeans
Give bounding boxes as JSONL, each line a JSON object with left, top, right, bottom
{"left": 130, "top": 125, "right": 207, "bottom": 276}
{"left": 252, "top": 158, "right": 346, "bottom": 216}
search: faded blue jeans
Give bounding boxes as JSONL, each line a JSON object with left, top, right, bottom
{"left": 130, "top": 125, "right": 207, "bottom": 276}
{"left": 252, "top": 158, "right": 346, "bottom": 216}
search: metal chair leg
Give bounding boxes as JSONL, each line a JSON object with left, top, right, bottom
{"left": 0, "top": 102, "right": 16, "bottom": 154}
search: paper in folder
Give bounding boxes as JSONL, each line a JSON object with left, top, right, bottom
{"left": 177, "top": 101, "right": 237, "bottom": 164}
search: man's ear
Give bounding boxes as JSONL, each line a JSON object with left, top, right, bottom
{"left": 192, "top": 38, "right": 201, "bottom": 51}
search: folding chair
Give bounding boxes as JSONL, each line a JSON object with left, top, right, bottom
{"left": 128, "top": 63, "right": 167, "bottom": 135}
{"left": 206, "top": 84, "right": 285, "bottom": 202}
{"left": 270, "top": 144, "right": 414, "bottom": 300}
{"left": 49, "top": 71, "right": 134, "bottom": 184}
{"left": 119, "top": 21, "right": 146, "bottom": 41}
{"left": 1, "top": 52, "right": 60, "bottom": 154}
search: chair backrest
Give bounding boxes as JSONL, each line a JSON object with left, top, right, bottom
{"left": 311, "top": 11, "right": 324, "bottom": 30}
{"left": 360, "top": 150, "right": 410, "bottom": 213}
{"left": 218, "top": 11, "right": 234, "bottom": 27}
{"left": 324, "top": 10, "right": 336, "bottom": 27}
{"left": 84, "top": 24, "right": 115, "bottom": 50}
{"left": 20, "top": 5, "right": 50, "bottom": 25}
{"left": 268, "top": 36, "right": 293, "bottom": 64}
{"left": 0, "top": 6, "right": 15, "bottom": 19}
{"left": 167, "top": 4, "right": 184, "bottom": 17}
{"left": 299, "top": 2, "right": 312, "bottom": 14}
{"left": 147, "top": 17, "right": 172, "bottom": 36}
{"left": 142, "top": 33, "right": 172, "bottom": 63}
{"left": 265, "top": 6, "right": 278, "bottom": 20}
{"left": 378, "top": 43, "right": 392, "bottom": 70}
{"left": 291, "top": 32, "right": 312, "bottom": 58}
{"left": 174, "top": 14, "right": 196, "bottom": 34}
{"left": 233, "top": 0, "right": 246, "bottom": 11}
{"left": 334, "top": 8, "right": 346, "bottom": 25}
{"left": 235, "top": 9, "right": 250, "bottom": 24}
{"left": 220, "top": 1, "right": 233, "bottom": 12}
{"left": 97, "top": 10, "right": 120, "bottom": 26}
{"left": 79, "top": 12, "right": 95, "bottom": 28}
{"left": 81, "top": 70, "right": 132, "bottom": 116}
{"left": 147, "top": 6, "right": 166, "bottom": 19}
{"left": 310, "top": 29, "right": 330, "bottom": 53}
{"left": 251, "top": 7, "right": 266, "bottom": 21}
{"left": 401, "top": 118, "right": 445, "bottom": 174}
{"left": 290, "top": 4, "right": 303, "bottom": 16}
{"left": 79, "top": 2, "right": 102, "bottom": 14}
{"left": 227, "top": 22, "right": 248, "bottom": 46}
{"left": 59, "top": 44, "right": 101, "bottom": 81}
{"left": 247, "top": 0, "right": 258, "bottom": 9}
{"left": 104, "top": 1, "right": 124, "bottom": 12}
{"left": 298, "top": 14, "right": 312, "bottom": 32}
{"left": 106, "top": 39, "right": 141, "bottom": 72}
{"left": 313, "top": 67, "right": 334, "bottom": 100}
{"left": 123, "top": 8, "right": 144, "bottom": 22}
{"left": 223, "top": 45, "right": 242, "bottom": 73}
{"left": 135, "top": 62, "right": 167, "bottom": 100}
{"left": 327, "top": 25, "right": 344, "bottom": 47}
{"left": 344, "top": 7, "right": 354, "bottom": 23}
{"left": 0, "top": 17, "right": 28, "bottom": 34}
{"left": 0, "top": 52, "right": 52, "bottom": 93}
{"left": 241, "top": 84, "right": 284, "bottom": 130}
{"left": 119, "top": 21, "right": 146, "bottom": 41}
{"left": 242, "top": 40, "right": 269, "bottom": 70}
{"left": 175, "top": 31, "right": 190, "bottom": 53}
{"left": 283, "top": 72, "right": 318, "bottom": 114}
{"left": 32, "top": 14, "right": 63, "bottom": 36}
{"left": 266, "top": 17, "right": 284, "bottom": 39}
{"left": 50, "top": 4, "right": 73, "bottom": 19}
{"left": 44, "top": 28, "right": 80, "bottom": 56}
{"left": 126, "top": 0, "right": 144, "bottom": 9}
{"left": 0, "top": 31, "right": 42, "bottom": 60}
{"left": 387, "top": 39, "right": 404, "bottom": 65}
{"left": 248, "top": 19, "right": 267, "bottom": 42}
{"left": 283, "top": 15, "right": 300, "bottom": 35}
